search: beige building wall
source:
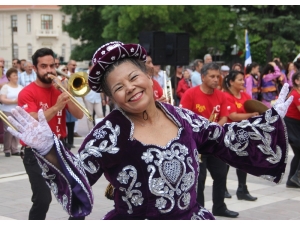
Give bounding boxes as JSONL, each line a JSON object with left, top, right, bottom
{"left": 0, "top": 5, "right": 80, "bottom": 67}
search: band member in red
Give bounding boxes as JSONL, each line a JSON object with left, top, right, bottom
{"left": 18, "top": 48, "right": 83, "bottom": 220}
{"left": 180, "top": 62, "right": 239, "bottom": 218}
{"left": 223, "top": 70, "right": 259, "bottom": 201}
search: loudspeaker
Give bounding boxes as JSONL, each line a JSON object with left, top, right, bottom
{"left": 165, "top": 33, "right": 176, "bottom": 65}
{"left": 151, "top": 31, "right": 166, "bottom": 65}
{"left": 139, "top": 31, "right": 166, "bottom": 65}
{"left": 176, "top": 33, "right": 189, "bottom": 65}
{"left": 139, "top": 31, "right": 152, "bottom": 55}
{"left": 139, "top": 31, "right": 189, "bottom": 65}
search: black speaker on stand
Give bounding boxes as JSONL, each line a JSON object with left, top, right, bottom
{"left": 139, "top": 31, "right": 166, "bottom": 65}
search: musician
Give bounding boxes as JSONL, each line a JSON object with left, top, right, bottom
{"left": 245, "top": 62, "right": 260, "bottom": 100}
{"left": 17, "top": 48, "right": 83, "bottom": 220}
{"left": 7, "top": 41, "right": 292, "bottom": 220}
{"left": 260, "top": 62, "right": 281, "bottom": 108}
{"left": 180, "top": 62, "right": 239, "bottom": 218}
{"left": 222, "top": 70, "right": 259, "bottom": 202}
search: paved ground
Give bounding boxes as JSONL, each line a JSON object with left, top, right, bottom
{"left": 1, "top": 106, "right": 300, "bottom": 220}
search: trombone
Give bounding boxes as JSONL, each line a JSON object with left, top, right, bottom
{"left": 0, "top": 110, "right": 17, "bottom": 131}
{"left": 53, "top": 70, "right": 94, "bottom": 122}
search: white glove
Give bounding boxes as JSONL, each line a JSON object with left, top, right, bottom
{"left": 7, "top": 106, "right": 54, "bottom": 156}
{"left": 273, "top": 83, "right": 293, "bottom": 118}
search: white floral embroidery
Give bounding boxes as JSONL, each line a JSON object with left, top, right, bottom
{"left": 143, "top": 142, "right": 195, "bottom": 213}
{"left": 111, "top": 56, "right": 115, "bottom": 61}
{"left": 117, "top": 171, "right": 130, "bottom": 184}
{"left": 101, "top": 50, "right": 105, "bottom": 55}
{"left": 130, "top": 48, "right": 134, "bottom": 52}
{"left": 141, "top": 151, "right": 154, "bottom": 163}
{"left": 224, "top": 109, "right": 282, "bottom": 164}
{"left": 118, "top": 166, "right": 144, "bottom": 214}
{"left": 155, "top": 197, "right": 167, "bottom": 209}
{"left": 191, "top": 207, "right": 213, "bottom": 220}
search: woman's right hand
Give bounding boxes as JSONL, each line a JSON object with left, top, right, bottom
{"left": 251, "top": 112, "right": 259, "bottom": 117}
{"left": 7, "top": 106, "right": 54, "bottom": 156}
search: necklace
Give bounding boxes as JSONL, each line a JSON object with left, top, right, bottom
{"left": 131, "top": 109, "right": 160, "bottom": 127}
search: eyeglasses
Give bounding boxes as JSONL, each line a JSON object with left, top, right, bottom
{"left": 55, "top": 63, "right": 60, "bottom": 66}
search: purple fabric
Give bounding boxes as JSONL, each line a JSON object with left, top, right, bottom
{"left": 88, "top": 41, "right": 147, "bottom": 93}
{"left": 245, "top": 75, "right": 253, "bottom": 97}
{"left": 32, "top": 102, "right": 288, "bottom": 219}
{"left": 287, "top": 70, "right": 294, "bottom": 88}
{"left": 263, "top": 66, "right": 281, "bottom": 82}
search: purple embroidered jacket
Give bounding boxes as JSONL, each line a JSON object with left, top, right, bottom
{"left": 33, "top": 102, "right": 288, "bottom": 220}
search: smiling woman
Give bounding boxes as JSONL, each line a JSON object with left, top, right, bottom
{"left": 6, "top": 41, "right": 293, "bottom": 220}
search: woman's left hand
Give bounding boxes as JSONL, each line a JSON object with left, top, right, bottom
{"left": 7, "top": 106, "right": 54, "bottom": 155}
{"left": 273, "top": 83, "right": 293, "bottom": 118}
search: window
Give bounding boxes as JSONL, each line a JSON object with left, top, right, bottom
{"left": 71, "top": 44, "right": 76, "bottom": 51}
{"left": 27, "top": 14, "right": 31, "bottom": 32}
{"left": 11, "top": 15, "right": 17, "bottom": 32}
{"left": 41, "top": 14, "right": 53, "bottom": 30}
{"left": 27, "top": 44, "right": 32, "bottom": 60}
{"left": 61, "top": 44, "right": 66, "bottom": 58}
{"left": 62, "top": 15, "right": 65, "bottom": 26}
{"left": 13, "top": 44, "right": 18, "bottom": 59}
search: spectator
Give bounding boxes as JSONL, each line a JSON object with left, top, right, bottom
{"left": 18, "top": 61, "right": 37, "bottom": 87}
{"left": 0, "top": 68, "right": 23, "bottom": 157}
{"left": 191, "top": 59, "right": 203, "bottom": 87}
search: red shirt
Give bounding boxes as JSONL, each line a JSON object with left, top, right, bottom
{"left": 224, "top": 91, "right": 251, "bottom": 123}
{"left": 176, "top": 78, "right": 192, "bottom": 99}
{"left": 18, "top": 82, "right": 67, "bottom": 142}
{"left": 286, "top": 89, "right": 300, "bottom": 120}
{"left": 180, "top": 86, "right": 228, "bottom": 122}
{"left": 152, "top": 78, "right": 163, "bottom": 100}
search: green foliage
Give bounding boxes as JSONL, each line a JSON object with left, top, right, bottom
{"left": 60, "top": 5, "right": 236, "bottom": 62}
{"left": 231, "top": 5, "right": 300, "bottom": 65}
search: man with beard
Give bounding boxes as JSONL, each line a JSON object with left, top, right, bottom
{"left": 17, "top": 48, "right": 84, "bottom": 220}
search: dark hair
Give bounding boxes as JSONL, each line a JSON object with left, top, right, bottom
{"left": 292, "top": 71, "right": 300, "bottom": 87}
{"left": 222, "top": 70, "right": 244, "bottom": 94}
{"left": 6, "top": 68, "right": 18, "bottom": 80}
{"left": 200, "top": 62, "right": 220, "bottom": 76}
{"left": 274, "top": 59, "right": 283, "bottom": 70}
{"left": 285, "top": 62, "right": 293, "bottom": 77}
{"left": 31, "top": 48, "right": 54, "bottom": 67}
{"left": 100, "top": 58, "right": 147, "bottom": 97}
{"left": 193, "top": 59, "right": 203, "bottom": 71}
{"left": 13, "top": 58, "right": 21, "bottom": 64}
{"left": 245, "top": 62, "right": 259, "bottom": 74}
{"left": 294, "top": 58, "right": 300, "bottom": 71}
{"left": 260, "top": 63, "right": 275, "bottom": 86}
{"left": 232, "top": 63, "right": 243, "bottom": 71}
{"left": 88, "top": 61, "right": 93, "bottom": 67}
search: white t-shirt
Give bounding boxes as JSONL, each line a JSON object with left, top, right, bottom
{"left": 0, "top": 84, "right": 23, "bottom": 112}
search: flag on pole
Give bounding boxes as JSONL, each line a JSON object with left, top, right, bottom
{"left": 245, "top": 29, "right": 252, "bottom": 68}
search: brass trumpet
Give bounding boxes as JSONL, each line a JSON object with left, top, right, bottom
{"left": 53, "top": 70, "right": 93, "bottom": 122}
{"left": 162, "top": 71, "right": 174, "bottom": 105}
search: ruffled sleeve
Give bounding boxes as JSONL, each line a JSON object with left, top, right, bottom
{"left": 32, "top": 114, "right": 123, "bottom": 218}
{"left": 175, "top": 106, "right": 288, "bottom": 184}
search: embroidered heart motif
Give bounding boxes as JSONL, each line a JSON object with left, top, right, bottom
{"left": 162, "top": 159, "right": 182, "bottom": 184}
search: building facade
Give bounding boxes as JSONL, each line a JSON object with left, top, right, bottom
{"left": 0, "top": 5, "right": 80, "bottom": 67}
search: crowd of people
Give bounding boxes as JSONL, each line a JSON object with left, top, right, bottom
{"left": 0, "top": 41, "right": 294, "bottom": 221}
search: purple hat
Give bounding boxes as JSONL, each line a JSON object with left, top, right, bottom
{"left": 88, "top": 41, "right": 147, "bottom": 93}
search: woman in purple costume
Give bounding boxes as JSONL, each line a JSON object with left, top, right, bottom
{"left": 260, "top": 62, "right": 282, "bottom": 108}
{"left": 7, "top": 41, "right": 293, "bottom": 220}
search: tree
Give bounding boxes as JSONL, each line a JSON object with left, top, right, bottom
{"left": 60, "top": 6, "right": 237, "bottom": 62}
{"left": 230, "top": 5, "right": 300, "bottom": 64}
